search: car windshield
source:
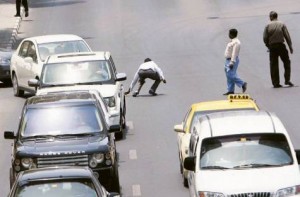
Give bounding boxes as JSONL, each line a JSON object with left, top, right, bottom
{"left": 38, "top": 40, "right": 90, "bottom": 61}
{"left": 200, "top": 133, "right": 293, "bottom": 169}
{"left": 20, "top": 104, "right": 104, "bottom": 137}
{"left": 14, "top": 179, "right": 98, "bottom": 197}
{"left": 41, "top": 60, "right": 112, "bottom": 85}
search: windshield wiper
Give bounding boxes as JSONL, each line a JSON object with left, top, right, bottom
{"left": 201, "top": 166, "right": 229, "bottom": 170}
{"left": 233, "top": 163, "right": 282, "bottom": 169}
{"left": 22, "top": 135, "right": 56, "bottom": 140}
{"left": 74, "top": 82, "right": 103, "bottom": 85}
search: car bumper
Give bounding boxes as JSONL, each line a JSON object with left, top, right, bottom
{"left": 0, "top": 65, "right": 11, "bottom": 80}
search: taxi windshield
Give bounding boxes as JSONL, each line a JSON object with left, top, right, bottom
{"left": 41, "top": 60, "right": 112, "bottom": 86}
{"left": 20, "top": 104, "right": 104, "bottom": 137}
{"left": 14, "top": 179, "right": 98, "bottom": 197}
{"left": 200, "top": 133, "right": 293, "bottom": 169}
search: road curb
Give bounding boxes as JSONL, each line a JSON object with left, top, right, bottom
{"left": 6, "top": 8, "right": 23, "bottom": 50}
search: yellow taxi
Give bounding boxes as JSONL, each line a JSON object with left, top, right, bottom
{"left": 173, "top": 94, "right": 259, "bottom": 187}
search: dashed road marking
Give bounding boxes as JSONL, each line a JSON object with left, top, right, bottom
{"left": 129, "top": 149, "right": 137, "bottom": 160}
{"left": 132, "top": 184, "right": 141, "bottom": 196}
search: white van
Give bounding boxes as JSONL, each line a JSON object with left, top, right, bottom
{"left": 184, "top": 110, "right": 300, "bottom": 197}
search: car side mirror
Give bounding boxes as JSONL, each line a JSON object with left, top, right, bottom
{"left": 174, "top": 124, "right": 184, "bottom": 133}
{"left": 295, "top": 150, "right": 300, "bottom": 164}
{"left": 116, "top": 73, "right": 127, "bottom": 81}
{"left": 108, "top": 124, "right": 121, "bottom": 133}
{"left": 24, "top": 56, "right": 33, "bottom": 63}
{"left": 28, "top": 78, "right": 40, "bottom": 87}
{"left": 4, "top": 131, "right": 15, "bottom": 139}
{"left": 184, "top": 156, "right": 196, "bottom": 171}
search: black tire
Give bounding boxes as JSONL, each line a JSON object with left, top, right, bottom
{"left": 112, "top": 166, "right": 120, "bottom": 193}
{"left": 12, "top": 74, "right": 24, "bottom": 97}
{"left": 115, "top": 130, "right": 123, "bottom": 140}
{"left": 183, "top": 176, "right": 188, "bottom": 188}
{"left": 122, "top": 98, "right": 126, "bottom": 129}
{"left": 1, "top": 79, "right": 12, "bottom": 86}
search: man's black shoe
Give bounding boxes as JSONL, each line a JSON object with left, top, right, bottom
{"left": 132, "top": 91, "right": 139, "bottom": 97}
{"left": 285, "top": 81, "right": 294, "bottom": 87}
{"left": 273, "top": 84, "right": 283, "bottom": 88}
{"left": 223, "top": 92, "right": 234, "bottom": 95}
{"left": 14, "top": 14, "right": 21, "bottom": 17}
{"left": 242, "top": 82, "right": 247, "bottom": 93}
{"left": 149, "top": 89, "right": 157, "bottom": 96}
{"left": 25, "top": 12, "right": 29, "bottom": 17}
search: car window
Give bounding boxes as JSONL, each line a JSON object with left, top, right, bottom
{"left": 199, "top": 133, "right": 293, "bottom": 170}
{"left": 14, "top": 180, "right": 99, "bottom": 197}
{"left": 27, "top": 43, "right": 37, "bottom": 63}
{"left": 18, "top": 41, "right": 30, "bottom": 58}
{"left": 20, "top": 104, "right": 104, "bottom": 137}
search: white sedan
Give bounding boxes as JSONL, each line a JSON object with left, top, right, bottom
{"left": 10, "top": 34, "right": 92, "bottom": 96}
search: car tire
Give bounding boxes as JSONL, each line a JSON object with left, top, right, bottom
{"left": 112, "top": 164, "right": 120, "bottom": 193}
{"left": 1, "top": 79, "right": 12, "bottom": 86}
{"left": 9, "top": 168, "right": 15, "bottom": 189}
{"left": 122, "top": 98, "right": 126, "bottom": 129}
{"left": 183, "top": 176, "right": 188, "bottom": 188}
{"left": 12, "top": 74, "right": 24, "bottom": 97}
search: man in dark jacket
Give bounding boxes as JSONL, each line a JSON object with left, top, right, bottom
{"left": 263, "top": 11, "right": 293, "bottom": 88}
{"left": 15, "top": 0, "right": 29, "bottom": 17}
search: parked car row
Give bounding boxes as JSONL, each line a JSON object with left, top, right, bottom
{"left": 174, "top": 95, "right": 300, "bottom": 197}
{"left": 5, "top": 34, "right": 126, "bottom": 196}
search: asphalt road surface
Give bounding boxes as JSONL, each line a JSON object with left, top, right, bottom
{"left": 1, "top": 0, "right": 300, "bottom": 196}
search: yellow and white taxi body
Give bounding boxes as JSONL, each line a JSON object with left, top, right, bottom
{"left": 174, "top": 94, "right": 259, "bottom": 187}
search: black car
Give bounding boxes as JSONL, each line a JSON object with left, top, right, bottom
{"left": 8, "top": 166, "right": 120, "bottom": 197}
{"left": 4, "top": 91, "right": 121, "bottom": 192}
{"left": 0, "top": 48, "right": 13, "bottom": 85}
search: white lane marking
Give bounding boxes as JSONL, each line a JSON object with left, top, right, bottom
{"left": 126, "top": 121, "right": 134, "bottom": 130}
{"left": 129, "top": 149, "right": 137, "bottom": 160}
{"left": 132, "top": 184, "right": 141, "bottom": 196}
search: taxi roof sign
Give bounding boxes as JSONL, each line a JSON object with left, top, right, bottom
{"left": 228, "top": 94, "right": 251, "bottom": 100}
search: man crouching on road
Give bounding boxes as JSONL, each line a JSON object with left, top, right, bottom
{"left": 125, "top": 58, "right": 166, "bottom": 97}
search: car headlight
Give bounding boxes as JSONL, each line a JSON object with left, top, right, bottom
{"left": 0, "top": 57, "right": 10, "bottom": 65}
{"left": 198, "top": 191, "right": 225, "bottom": 197}
{"left": 21, "top": 158, "right": 34, "bottom": 169}
{"left": 89, "top": 153, "right": 104, "bottom": 168}
{"left": 104, "top": 96, "right": 116, "bottom": 107}
{"left": 275, "top": 186, "right": 300, "bottom": 197}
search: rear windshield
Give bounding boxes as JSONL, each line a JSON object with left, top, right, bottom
{"left": 200, "top": 133, "right": 293, "bottom": 169}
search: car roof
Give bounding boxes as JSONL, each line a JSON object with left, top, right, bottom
{"left": 191, "top": 94, "right": 259, "bottom": 112}
{"left": 17, "top": 167, "right": 94, "bottom": 183}
{"left": 198, "top": 110, "right": 287, "bottom": 138}
{"left": 45, "top": 51, "right": 111, "bottom": 64}
{"left": 26, "top": 91, "right": 98, "bottom": 106}
{"left": 24, "top": 34, "right": 85, "bottom": 44}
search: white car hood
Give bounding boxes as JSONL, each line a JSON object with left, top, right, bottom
{"left": 37, "top": 84, "right": 117, "bottom": 97}
{"left": 195, "top": 165, "right": 300, "bottom": 194}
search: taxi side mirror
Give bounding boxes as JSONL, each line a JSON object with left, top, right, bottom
{"left": 28, "top": 78, "right": 40, "bottom": 87}
{"left": 295, "top": 149, "right": 300, "bottom": 164}
{"left": 4, "top": 131, "right": 15, "bottom": 139}
{"left": 174, "top": 124, "right": 184, "bottom": 133}
{"left": 184, "top": 156, "right": 196, "bottom": 171}
{"left": 116, "top": 73, "right": 127, "bottom": 81}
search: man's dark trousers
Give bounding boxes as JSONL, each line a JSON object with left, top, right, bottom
{"left": 138, "top": 69, "right": 161, "bottom": 92}
{"left": 16, "top": 0, "right": 28, "bottom": 15}
{"left": 269, "top": 43, "right": 291, "bottom": 86}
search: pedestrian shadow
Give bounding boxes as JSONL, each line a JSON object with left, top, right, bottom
{"left": 133, "top": 93, "right": 165, "bottom": 97}
{"left": 30, "top": 0, "right": 86, "bottom": 8}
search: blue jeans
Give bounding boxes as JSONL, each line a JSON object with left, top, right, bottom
{"left": 224, "top": 57, "right": 245, "bottom": 92}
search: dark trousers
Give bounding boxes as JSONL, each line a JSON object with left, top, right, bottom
{"left": 138, "top": 69, "right": 161, "bottom": 92}
{"left": 269, "top": 43, "right": 291, "bottom": 86}
{"left": 16, "top": 0, "right": 28, "bottom": 15}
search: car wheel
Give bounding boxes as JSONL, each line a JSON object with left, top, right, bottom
{"left": 1, "top": 79, "right": 12, "bottom": 86}
{"left": 183, "top": 176, "right": 188, "bottom": 188}
{"left": 12, "top": 74, "right": 24, "bottom": 97}
{"left": 122, "top": 98, "right": 126, "bottom": 129}
{"left": 9, "top": 168, "right": 15, "bottom": 189}
{"left": 111, "top": 155, "right": 120, "bottom": 193}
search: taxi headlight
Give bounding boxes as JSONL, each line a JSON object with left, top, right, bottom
{"left": 93, "top": 153, "right": 104, "bottom": 163}
{"left": 198, "top": 191, "right": 225, "bottom": 197}
{"left": 275, "top": 185, "right": 300, "bottom": 197}
{"left": 21, "top": 158, "right": 33, "bottom": 169}
{"left": 104, "top": 96, "right": 116, "bottom": 107}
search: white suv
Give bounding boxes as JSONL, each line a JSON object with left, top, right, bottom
{"left": 28, "top": 51, "right": 127, "bottom": 139}
{"left": 184, "top": 110, "right": 300, "bottom": 197}
{"left": 10, "top": 34, "right": 91, "bottom": 96}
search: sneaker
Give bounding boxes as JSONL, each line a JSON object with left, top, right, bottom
{"left": 25, "top": 12, "right": 29, "bottom": 17}
{"left": 223, "top": 91, "right": 234, "bottom": 95}
{"left": 132, "top": 91, "right": 139, "bottom": 97}
{"left": 242, "top": 82, "right": 247, "bottom": 93}
{"left": 285, "top": 81, "right": 294, "bottom": 87}
{"left": 273, "top": 84, "right": 283, "bottom": 88}
{"left": 14, "top": 14, "right": 21, "bottom": 17}
{"left": 149, "top": 89, "right": 157, "bottom": 96}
